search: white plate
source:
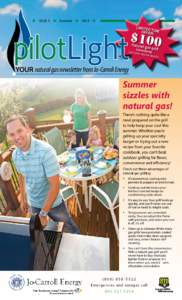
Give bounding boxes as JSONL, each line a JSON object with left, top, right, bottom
{"left": 67, "top": 166, "right": 78, "bottom": 173}
{"left": 95, "top": 161, "right": 107, "bottom": 169}
{"left": 95, "top": 148, "right": 103, "bottom": 154}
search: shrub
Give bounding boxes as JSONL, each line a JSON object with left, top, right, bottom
{"left": 0, "top": 90, "right": 23, "bottom": 142}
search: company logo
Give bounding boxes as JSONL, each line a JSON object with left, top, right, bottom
{"left": 7, "top": 10, "right": 31, "bottom": 71}
{"left": 155, "top": 277, "right": 173, "bottom": 293}
{"left": 7, "top": 11, "right": 128, "bottom": 72}
{"left": 9, "top": 274, "right": 25, "bottom": 290}
{"left": 159, "top": 277, "right": 169, "bottom": 288}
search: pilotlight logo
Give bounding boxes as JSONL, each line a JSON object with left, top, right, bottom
{"left": 7, "top": 10, "right": 128, "bottom": 72}
{"left": 7, "top": 10, "right": 31, "bottom": 71}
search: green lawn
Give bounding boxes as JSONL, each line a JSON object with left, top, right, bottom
{"left": 36, "top": 107, "right": 66, "bottom": 121}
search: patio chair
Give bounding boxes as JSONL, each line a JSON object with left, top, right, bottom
{"left": 60, "top": 183, "right": 82, "bottom": 214}
{"left": 44, "top": 127, "right": 66, "bottom": 155}
{"left": 89, "top": 180, "right": 119, "bottom": 240}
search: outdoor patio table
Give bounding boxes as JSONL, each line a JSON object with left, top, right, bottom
{"left": 58, "top": 147, "right": 118, "bottom": 209}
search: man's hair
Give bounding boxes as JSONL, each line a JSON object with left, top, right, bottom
{"left": 5, "top": 114, "right": 28, "bottom": 129}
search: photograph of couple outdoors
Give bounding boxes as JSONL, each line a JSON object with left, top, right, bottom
{"left": 0, "top": 79, "right": 119, "bottom": 271}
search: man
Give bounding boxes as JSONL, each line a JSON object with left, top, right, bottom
{"left": 6, "top": 115, "right": 80, "bottom": 233}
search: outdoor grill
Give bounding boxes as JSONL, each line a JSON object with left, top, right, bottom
{"left": 0, "top": 214, "right": 63, "bottom": 270}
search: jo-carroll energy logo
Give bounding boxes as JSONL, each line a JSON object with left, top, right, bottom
{"left": 6, "top": 10, "right": 128, "bottom": 73}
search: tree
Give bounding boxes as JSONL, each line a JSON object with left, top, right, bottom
{"left": 0, "top": 89, "right": 23, "bottom": 142}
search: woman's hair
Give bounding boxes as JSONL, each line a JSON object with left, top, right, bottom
{"left": 67, "top": 129, "right": 76, "bottom": 138}
{"left": 74, "top": 88, "right": 89, "bottom": 105}
{"left": 89, "top": 125, "right": 101, "bottom": 139}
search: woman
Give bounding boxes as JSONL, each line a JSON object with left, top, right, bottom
{"left": 70, "top": 88, "right": 91, "bottom": 147}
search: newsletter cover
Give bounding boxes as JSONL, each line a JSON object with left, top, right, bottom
{"left": 0, "top": 0, "right": 181, "bottom": 299}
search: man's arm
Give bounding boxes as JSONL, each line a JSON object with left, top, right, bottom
{"left": 42, "top": 175, "right": 60, "bottom": 212}
{"left": 39, "top": 174, "right": 60, "bottom": 227}
{"left": 39, "top": 146, "right": 61, "bottom": 227}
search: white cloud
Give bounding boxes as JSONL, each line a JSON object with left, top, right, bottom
{"left": 143, "top": 7, "right": 163, "bottom": 18}
{"left": 0, "top": 3, "right": 21, "bottom": 15}
{"left": 163, "top": 18, "right": 182, "bottom": 63}
{"left": 0, "top": 46, "right": 6, "bottom": 62}
{"left": 173, "top": 20, "right": 182, "bottom": 40}
{"left": 174, "top": 5, "right": 182, "bottom": 17}
{"left": 164, "top": 18, "right": 182, "bottom": 41}
{"left": 0, "top": 48, "right": 6, "bottom": 58}
{"left": 178, "top": 48, "right": 182, "bottom": 57}
{"left": 73, "top": 0, "right": 81, "bottom": 3}
{"left": 43, "top": 0, "right": 68, "bottom": 9}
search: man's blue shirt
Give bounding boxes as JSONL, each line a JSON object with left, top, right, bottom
{"left": 12, "top": 136, "right": 62, "bottom": 208}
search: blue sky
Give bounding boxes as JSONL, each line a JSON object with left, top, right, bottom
{"left": 0, "top": 0, "right": 182, "bottom": 77}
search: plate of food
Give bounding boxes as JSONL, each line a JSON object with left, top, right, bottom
{"left": 103, "top": 147, "right": 119, "bottom": 160}
{"left": 57, "top": 152, "right": 69, "bottom": 164}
